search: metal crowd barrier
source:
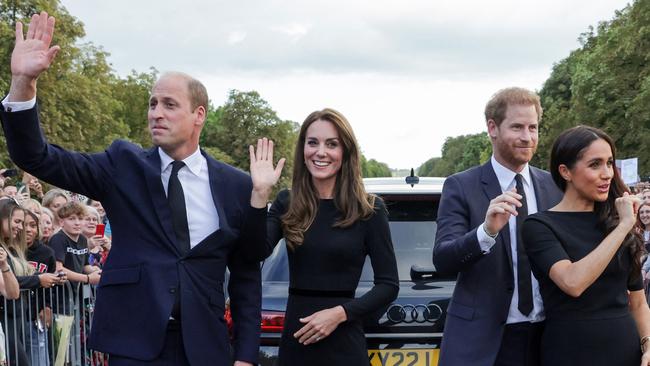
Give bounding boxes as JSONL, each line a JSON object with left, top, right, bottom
{"left": 0, "top": 281, "right": 105, "bottom": 366}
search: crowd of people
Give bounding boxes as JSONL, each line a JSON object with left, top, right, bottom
{"left": 0, "top": 176, "right": 110, "bottom": 365}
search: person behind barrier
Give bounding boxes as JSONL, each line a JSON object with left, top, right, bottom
{"left": 87, "top": 199, "right": 112, "bottom": 239}
{"left": 82, "top": 205, "right": 110, "bottom": 268}
{"left": 522, "top": 126, "right": 650, "bottom": 365}
{"left": 0, "top": 12, "right": 266, "bottom": 366}
{"left": 40, "top": 208, "right": 55, "bottom": 244}
{"left": 23, "top": 208, "right": 62, "bottom": 366}
{"left": 42, "top": 189, "right": 68, "bottom": 233}
{"left": 0, "top": 200, "right": 32, "bottom": 365}
{"left": 48, "top": 202, "right": 100, "bottom": 286}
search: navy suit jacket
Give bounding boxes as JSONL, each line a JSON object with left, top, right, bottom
{"left": 0, "top": 104, "right": 264, "bottom": 365}
{"left": 433, "top": 161, "right": 562, "bottom": 366}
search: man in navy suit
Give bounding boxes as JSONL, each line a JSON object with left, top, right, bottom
{"left": 1, "top": 12, "right": 268, "bottom": 365}
{"left": 433, "top": 87, "right": 563, "bottom": 366}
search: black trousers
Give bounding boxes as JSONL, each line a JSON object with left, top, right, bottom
{"left": 108, "top": 320, "right": 190, "bottom": 366}
{"left": 494, "top": 321, "right": 544, "bottom": 366}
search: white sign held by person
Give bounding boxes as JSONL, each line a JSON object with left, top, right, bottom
{"left": 616, "top": 158, "right": 638, "bottom": 185}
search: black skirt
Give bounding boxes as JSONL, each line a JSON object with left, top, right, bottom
{"left": 278, "top": 294, "right": 369, "bottom": 366}
{"left": 541, "top": 313, "right": 640, "bottom": 366}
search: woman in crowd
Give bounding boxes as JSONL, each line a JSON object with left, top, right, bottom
{"left": 41, "top": 189, "right": 68, "bottom": 232}
{"left": 22, "top": 208, "right": 62, "bottom": 366}
{"left": 0, "top": 200, "right": 34, "bottom": 365}
{"left": 522, "top": 125, "right": 650, "bottom": 365}
{"left": 82, "top": 205, "right": 111, "bottom": 268}
{"left": 86, "top": 199, "right": 111, "bottom": 239}
{"left": 250, "top": 109, "right": 399, "bottom": 365}
{"left": 639, "top": 203, "right": 650, "bottom": 252}
{"left": 40, "top": 208, "right": 55, "bottom": 244}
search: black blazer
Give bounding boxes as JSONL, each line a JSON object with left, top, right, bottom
{"left": 433, "top": 161, "right": 562, "bottom": 366}
{"left": 0, "top": 104, "right": 265, "bottom": 365}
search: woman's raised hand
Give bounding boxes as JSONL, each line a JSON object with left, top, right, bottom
{"left": 616, "top": 192, "right": 642, "bottom": 230}
{"left": 249, "top": 138, "right": 285, "bottom": 208}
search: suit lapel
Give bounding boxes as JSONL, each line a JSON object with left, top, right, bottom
{"left": 480, "top": 161, "right": 513, "bottom": 271}
{"left": 203, "top": 151, "right": 230, "bottom": 234}
{"left": 530, "top": 167, "right": 552, "bottom": 211}
{"left": 143, "top": 147, "right": 181, "bottom": 256}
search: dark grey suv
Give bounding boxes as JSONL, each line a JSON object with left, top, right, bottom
{"left": 253, "top": 177, "right": 454, "bottom": 366}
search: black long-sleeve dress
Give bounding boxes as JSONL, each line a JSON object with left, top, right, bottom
{"left": 522, "top": 211, "right": 642, "bottom": 366}
{"left": 267, "top": 190, "right": 399, "bottom": 366}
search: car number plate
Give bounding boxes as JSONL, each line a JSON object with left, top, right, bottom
{"left": 368, "top": 349, "right": 439, "bottom": 366}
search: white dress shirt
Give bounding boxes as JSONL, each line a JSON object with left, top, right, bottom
{"left": 159, "top": 148, "right": 220, "bottom": 249}
{"left": 476, "top": 156, "right": 545, "bottom": 324}
{"left": 1, "top": 96, "right": 36, "bottom": 111}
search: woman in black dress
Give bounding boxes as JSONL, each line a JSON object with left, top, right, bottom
{"left": 249, "top": 108, "right": 399, "bottom": 365}
{"left": 522, "top": 126, "right": 650, "bottom": 366}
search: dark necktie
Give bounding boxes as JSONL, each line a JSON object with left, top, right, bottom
{"left": 168, "top": 161, "right": 190, "bottom": 254}
{"left": 515, "top": 173, "right": 533, "bottom": 316}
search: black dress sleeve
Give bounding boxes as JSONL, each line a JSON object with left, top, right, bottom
{"left": 266, "top": 189, "right": 290, "bottom": 253}
{"left": 522, "top": 215, "right": 571, "bottom": 276}
{"left": 628, "top": 254, "right": 644, "bottom": 291}
{"left": 342, "top": 198, "right": 399, "bottom": 321}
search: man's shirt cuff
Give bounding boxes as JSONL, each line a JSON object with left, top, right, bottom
{"left": 1, "top": 96, "right": 36, "bottom": 112}
{"left": 476, "top": 223, "right": 497, "bottom": 253}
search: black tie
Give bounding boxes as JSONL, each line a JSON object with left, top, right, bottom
{"left": 515, "top": 173, "right": 533, "bottom": 316}
{"left": 168, "top": 161, "right": 190, "bottom": 254}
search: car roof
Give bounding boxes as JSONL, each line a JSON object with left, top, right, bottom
{"left": 363, "top": 177, "right": 445, "bottom": 194}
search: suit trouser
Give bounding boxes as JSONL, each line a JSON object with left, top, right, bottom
{"left": 108, "top": 320, "right": 190, "bottom": 366}
{"left": 494, "top": 321, "right": 543, "bottom": 366}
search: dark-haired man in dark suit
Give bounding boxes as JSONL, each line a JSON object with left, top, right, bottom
{"left": 434, "top": 87, "right": 563, "bottom": 366}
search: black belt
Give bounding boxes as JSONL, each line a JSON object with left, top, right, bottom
{"left": 289, "top": 288, "right": 355, "bottom": 298}
{"left": 505, "top": 321, "right": 544, "bottom": 331}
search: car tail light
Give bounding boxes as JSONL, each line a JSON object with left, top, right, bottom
{"left": 224, "top": 302, "right": 234, "bottom": 334}
{"left": 225, "top": 302, "right": 285, "bottom": 333}
{"left": 261, "top": 310, "right": 285, "bottom": 333}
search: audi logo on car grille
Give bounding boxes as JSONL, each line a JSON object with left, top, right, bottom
{"left": 386, "top": 304, "right": 443, "bottom": 323}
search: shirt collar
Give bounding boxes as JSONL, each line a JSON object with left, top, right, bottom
{"left": 491, "top": 155, "right": 532, "bottom": 191}
{"left": 159, "top": 147, "right": 204, "bottom": 176}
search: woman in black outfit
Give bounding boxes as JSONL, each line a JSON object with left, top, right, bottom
{"left": 522, "top": 126, "right": 650, "bottom": 366}
{"left": 250, "top": 108, "right": 399, "bottom": 365}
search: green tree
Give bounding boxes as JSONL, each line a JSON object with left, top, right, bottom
{"left": 537, "top": 0, "right": 650, "bottom": 176}
{"left": 212, "top": 90, "right": 299, "bottom": 191}
{"left": 111, "top": 68, "right": 158, "bottom": 147}
{"left": 419, "top": 133, "right": 491, "bottom": 177}
{"left": 361, "top": 155, "right": 391, "bottom": 177}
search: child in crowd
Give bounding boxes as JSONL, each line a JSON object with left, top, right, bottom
{"left": 49, "top": 202, "right": 101, "bottom": 285}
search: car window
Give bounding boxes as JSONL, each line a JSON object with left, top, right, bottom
{"left": 360, "top": 197, "right": 439, "bottom": 281}
{"left": 262, "top": 239, "right": 289, "bottom": 281}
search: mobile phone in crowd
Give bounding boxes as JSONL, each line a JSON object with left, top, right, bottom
{"left": 95, "top": 223, "right": 106, "bottom": 237}
{"left": 1, "top": 169, "right": 17, "bottom": 178}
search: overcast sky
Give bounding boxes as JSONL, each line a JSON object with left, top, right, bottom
{"left": 60, "top": 0, "right": 631, "bottom": 170}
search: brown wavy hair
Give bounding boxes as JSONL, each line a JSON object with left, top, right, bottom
{"left": 550, "top": 125, "right": 643, "bottom": 279}
{"left": 282, "top": 108, "right": 375, "bottom": 249}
